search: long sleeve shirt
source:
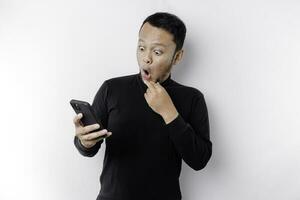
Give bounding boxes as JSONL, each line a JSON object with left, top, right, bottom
{"left": 74, "top": 71, "right": 212, "bottom": 200}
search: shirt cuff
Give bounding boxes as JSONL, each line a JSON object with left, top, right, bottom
{"left": 164, "top": 114, "right": 188, "bottom": 136}
{"left": 74, "top": 136, "right": 97, "bottom": 152}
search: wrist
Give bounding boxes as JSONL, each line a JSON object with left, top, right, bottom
{"left": 79, "top": 138, "right": 93, "bottom": 149}
{"left": 162, "top": 110, "right": 179, "bottom": 124}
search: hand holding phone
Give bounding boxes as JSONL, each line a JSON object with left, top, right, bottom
{"left": 70, "top": 99, "right": 112, "bottom": 148}
{"left": 73, "top": 113, "right": 112, "bottom": 148}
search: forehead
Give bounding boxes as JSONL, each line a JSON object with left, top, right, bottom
{"left": 138, "top": 22, "right": 175, "bottom": 47}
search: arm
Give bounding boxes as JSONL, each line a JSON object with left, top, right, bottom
{"left": 165, "top": 92, "right": 212, "bottom": 171}
{"left": 74, "top": 80, "right": 109, "bottom": 157}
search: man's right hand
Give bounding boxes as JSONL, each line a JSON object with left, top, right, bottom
{"left": 73, "top": 113, "right": 112, "bottom": 149}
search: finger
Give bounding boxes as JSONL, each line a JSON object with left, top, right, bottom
{"left": 149, "top": 80, "right": 158, "bottom": 89}
{"left": 91, "top": 132, "right": 112, "bottom": 143}
{"left": 97, "top": 132, "right": 112, "bottom": 140}
{"left": 82, "top": 129, "right": 109, "bottom": 141}
{"left": 82, "top": 123, "right": 101, "bottom": 134}
{"left": 146, "top": 88, "right": 152, "bottom": 94}
{"left": 73, "top": 113, "right": 83, "bottom": 128}
{"left": 143, "top": 79, "right": 156, "bottom": 91}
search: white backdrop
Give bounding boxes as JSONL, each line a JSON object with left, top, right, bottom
{"left": 0, "top": 0, "right": 299, "bottom": 199}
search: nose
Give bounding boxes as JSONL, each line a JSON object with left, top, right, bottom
{"left": 143, "top": 53, "right": 152, "bottom": 65}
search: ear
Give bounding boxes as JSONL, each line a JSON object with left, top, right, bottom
{"left": 172, "top": 49, "right": 184, "bottom": 65}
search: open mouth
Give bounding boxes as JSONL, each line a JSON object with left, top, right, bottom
{"left": 142, "top": 68, "right": 151, "bottom": 80}
{"left": 143, "top": 69, "right": 149, "bottom": 75}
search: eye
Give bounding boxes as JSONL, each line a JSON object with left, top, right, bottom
{"left": 154, "top": 50, "right": 162, "bottom": 55}
{"left": 138, "top": 46, "right": 145, "bottom": 51}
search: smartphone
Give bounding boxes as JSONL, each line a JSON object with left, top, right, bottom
{"left": 70, "top": 99, "right": 108, "bottom": 140}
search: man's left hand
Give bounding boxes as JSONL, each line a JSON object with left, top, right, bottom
{"left": 143, "top": 79, "right": 179, "bottom": 124}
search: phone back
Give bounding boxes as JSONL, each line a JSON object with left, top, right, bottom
{"left": 70, "top": 99, "right": 103, "bottom": 128}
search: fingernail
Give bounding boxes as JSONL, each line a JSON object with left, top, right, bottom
{"left": 95, "top": 124, "right": 100, "bottom": 128}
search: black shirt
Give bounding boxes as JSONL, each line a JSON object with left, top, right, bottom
{"left": 74, "top": 72, "right": 212, "bottom": 200}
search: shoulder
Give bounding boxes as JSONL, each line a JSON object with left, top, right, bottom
{"left": 104, "top": 73, "right": 137, "bottom": 88}
{"left": 98, "top": 74, "right": 135, "bottom": 88}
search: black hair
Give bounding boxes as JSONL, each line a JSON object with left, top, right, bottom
{"left": 140, "top": 12, "right": 186, "bottom": 52}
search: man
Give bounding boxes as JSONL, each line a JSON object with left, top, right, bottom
{"left": 73, "top": 12, "right": 212, "bottom": 200}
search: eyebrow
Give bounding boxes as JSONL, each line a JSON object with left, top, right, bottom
{"left": 138, "top": 39, "right": 167, "bottom": 47}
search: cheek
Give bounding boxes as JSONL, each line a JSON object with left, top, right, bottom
{"left": 136, "top": 52, "right": 142, "bottom": 64}
{"left": 152, "top": 60, "right": 170, "bottom": 76}
{"left": 153, "top": 56, "right": 172, "bottom": 69}
{"left": 154, "top": 56, "right": 167, "bottom": 64}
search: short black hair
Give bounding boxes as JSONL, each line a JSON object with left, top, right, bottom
{"left": 140, "top": 12, "right": 186, "bottom": 52}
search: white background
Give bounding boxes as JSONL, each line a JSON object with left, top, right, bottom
{"left": 0, "top": 0, "right": 299, "bottom": 199}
